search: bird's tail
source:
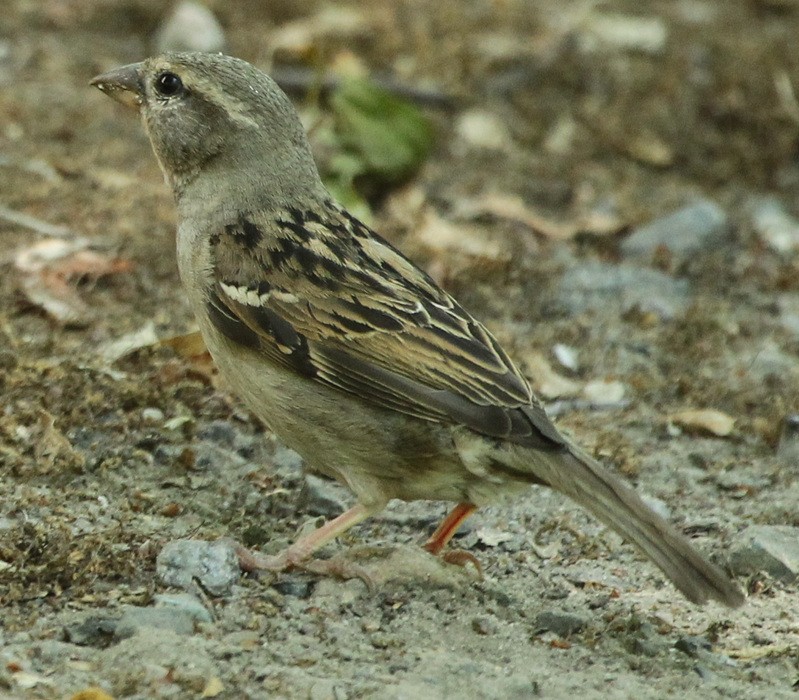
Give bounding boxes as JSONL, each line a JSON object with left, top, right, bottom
{"left": 528, "top": 444, "right": 744, "bottom": 607}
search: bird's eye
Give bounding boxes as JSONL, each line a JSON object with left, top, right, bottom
{"left": 154, "top": 71, "right": 184, "bottom": 97}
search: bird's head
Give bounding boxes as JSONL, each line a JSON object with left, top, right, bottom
{"left": 92, "top": 52, "right": 322, "bottom": 203}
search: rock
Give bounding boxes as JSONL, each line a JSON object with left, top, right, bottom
{"left": 669, "top": 408, "right": 735, "bottom": 437}
{"left": 471, "top": 616, "right": 498, "bottom": 636}
{"left": 63, "top": 616, "right": 118, "bottom": 648}
{"left": 750, "top": 195, "right": 799, "bottom": 253}
{"left": 100, "top": 629, "right": 219, "bottom": 695}
{"left": 621, "top": 200, "right": 728, "bottom": 257}
{"left": 309, "top": 678, "right": 349, "bottom": 700}
{"left": 628, "top": 622, "right": 666, "bottom": 658}
{"left": 156, "top": 539, "right": 240, "bottom": 596}
{"left": 454, "top": 109, "right": 511, "bottom": 151}
{"left": 140, "top": 407, "right": 164, "bottom": 424}
{"left": 552, "top": 343, "right": 579, "bottom": 372}
{"left": 584, "top": 14, "right": 668, "bottom": 55}
{"left": 729, "top": 525, "right": 799, "bottom": 581}
{"left": 298, "top": 474, "right": 351, "bottom": 517}
{"left": 114, "top": 606, "right": 196, "bottom": 640}
{"left": 674, "top": 635, "right": 712, "bottom": 658}
{"left": 153, "top": 1, "right": 227, "bottom": 54}
{"left": 581, "top": 379, "right": 625, "bottom": 406}
{"left": 153, "top": 592, "right": 214, "bottom": 624}
{"left": 556, "top": 261, "right": 690, "bottom": 319}
{"left": 534, "top": 610, "right": 586, "bottom": 637}
{"left": 196, "top": 420, "right": 237, "bottom": 448}
{"left": 777, "top": 414, "right": 799, "bottom": 462}
{"left": 272, "top": 576, "right": 316, "bottom": 599}
{"left": 777, "top": 294, "right": 799, "bottom": 337}
{"left": 640, "top": 494, "right": 671, "bottom": 521}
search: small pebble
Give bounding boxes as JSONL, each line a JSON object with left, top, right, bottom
{"left": 196, "top": 420, "right": 237, "bottom": 447}
{"left": 63, "top": 616, "right": 118, "bottom": 648}
{"left": 675, "top": 635, "right": 712, "bottom": 658}
{"left": 454, "top": 109, "right": 511, "bottom": 151}
{"left": 557, "top": 262, "right": 690, "bottom": 320}
{"left": 472, "top": 616, "right": 498, "bottom": 636}
{"left": 581, "top": 379, "right": 625, "bottom": 406}
{"left": 114, "top": 606, "right": 196, "bottom": 640}
{"left": 154, "top": 592, "right": 214, "bottom": 623}
{"left": 156, "top": 539, "right": 240, "bottom": 596}
{"left": 272, "top": 577, "right": 316, "bottom": 599}
{"left": 534, "top": 610, "right": 586, "bottom": 637}
{"left": 141, "top": 407, "right": 164, "bottom": 424}
{"left": 750, "top": 195, "right": 799, "bottom": 253}
{"left": 777, "top": 414, "right": 799, "bottom": 462}
{"left": 298, "top": 474, "right": 351, "bottom": 517}
{"left": 729, "top": 525, "right": 799, "bottom": 582}
{"left": 621, "top": 199, "right": 728, "bottom": 257}
{"left": 585, "top": 14, "right": 668, "bottom": 54}
{"left": 552, "top": 343, "right": 579, "bottom": 372}
{"left": 154, "top": 0, "right": 227, "bottom": 53}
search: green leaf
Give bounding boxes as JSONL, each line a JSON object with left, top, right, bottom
{"left": 329, "top": 77, "right": 434, "bottom": 184}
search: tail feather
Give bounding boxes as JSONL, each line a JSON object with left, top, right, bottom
{"left": 529, "top": 445, "right": 744, "bottom": 607}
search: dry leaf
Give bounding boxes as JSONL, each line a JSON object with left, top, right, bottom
{"left": 670, "top": 409, "right": 735, "bottom": 437}
{"left": 201, "top": 676, "right": 225, "bottom": 698}
{"left": 70, "top": 688, "right": 115, "bottom": 700}
{"left": 160, "top": 330, "right": 207, "bottom": 358}
{"left": 414, "top": 209, "right": 509, "bottom": 261}
{"left": 35, "top": 410, "right": 85, "bottom": 472}
{"left": 452, "top": 191, "right": 624, "bottom": 240}
{"left": 160, "top": 331, "right": 216, "bottom": 383}
{"left": 524, "top": 352, "right": 581, "bottom": 399}
{"left": 475, "top": 528, "right": 513, "bottom": 547}
{"left": 14, "top": 237, "right": 133, "bottom": 325}
{"left": 582, "top": 379, "right": 626, "bottom": 406}
{"left": 98, "top": 321, "right": 159, "bottom": 362}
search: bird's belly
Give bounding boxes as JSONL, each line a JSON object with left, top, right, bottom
{"left": 203, "top": 326, "right": 482, "bottom": 506}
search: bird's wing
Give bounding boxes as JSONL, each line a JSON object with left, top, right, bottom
{"left": 205, "top": 201, "right": 563, "bottom": 448}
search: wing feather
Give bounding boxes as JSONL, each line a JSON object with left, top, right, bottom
{"left": 206, "top": 203, "right": 564, "bottom": 448}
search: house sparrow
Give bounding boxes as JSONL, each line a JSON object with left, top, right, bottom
{"left": 91, "top": 52, "right": 744, "bottom": 607}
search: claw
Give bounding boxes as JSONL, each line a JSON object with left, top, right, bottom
{"left": 438, "top": 549, "right": 484, "bottom": 578}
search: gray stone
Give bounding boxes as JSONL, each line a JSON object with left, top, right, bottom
{"left": 153, "top": 1, "right": 227, "bottom": 54}
{"left": 156, "top": 539, "right": 240, "bottom": 596}
{"left": 777, "top": 415, "right": 799, "bottom": 463}
{"left": 114, "top": 606, "right": 196, "bottom": 640}
{"left": 750, "top": 195, "right": 799, "bottom": 253}
{"left": 556, "top": 261, "right": 690, "bottom": 319}
{"left": 63, "top": 616, "right": 118, "bottom": 648}
{"left": 729, "top": 525, "right": 799, "bottom": 582}
{"left": 153, "top": 592, "right": 214, "bottom": 623}
{"left": 298, "top": 474, "right": 351, "bottom": 517}
{"left": 675, "top": 635, "right": 712, "bottom": 658}
{"left": 534, "top": 610, "right": 586, "bottom": 636}
{"left": 621, "top": 199, "right": 728, "bottom": 257}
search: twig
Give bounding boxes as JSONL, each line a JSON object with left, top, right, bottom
{"left": 272, "top": 66, "right": 457, "bottom": 110}
{"left": 0, "top": 204, "right": 75, "bottom": 238}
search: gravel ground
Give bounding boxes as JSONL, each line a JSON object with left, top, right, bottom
{"left": 1, "top": 1, "right": 798, "bottom": 698}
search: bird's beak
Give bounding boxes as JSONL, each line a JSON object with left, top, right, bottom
{"left": 91, "top": 63, "right": 145, "bottom": 109}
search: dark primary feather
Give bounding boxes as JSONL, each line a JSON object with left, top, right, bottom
{"left": 207, "top": 200, "right": 564, "bottom": 449}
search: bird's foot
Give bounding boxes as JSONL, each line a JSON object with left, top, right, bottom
{"left": 231, "top": 540, "right": 373, "bottom": 588}
{"left": 425, "top": 545, "right": 484, "bottom": 578}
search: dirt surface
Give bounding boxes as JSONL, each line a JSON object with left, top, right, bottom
{"left": 2, "top": 1, "right": 799, "bottom": 698}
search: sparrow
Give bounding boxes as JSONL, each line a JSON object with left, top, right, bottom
{"left": 91, "top": 52, "right": 744, "bottom": 607}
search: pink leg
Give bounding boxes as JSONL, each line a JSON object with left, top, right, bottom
{"left": 234, "top": 504, "right": 376, "bottom": 582}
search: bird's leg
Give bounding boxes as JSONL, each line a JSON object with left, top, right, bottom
{"left": 234, "top": 503, "right": 376, "bottom": 585}
{"left": 424, "top": 502, "right": 482, "bottom": 575}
